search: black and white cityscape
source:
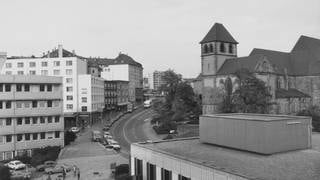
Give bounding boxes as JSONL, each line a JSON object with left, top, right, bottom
{"left": 0, "top": 0, "right": 319, "bottom": 180}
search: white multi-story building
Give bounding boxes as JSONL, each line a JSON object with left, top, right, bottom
{"left": 153, "top": 70, "right": 166, "bottom": 91}
{"left": 78, "top": 74, "right": 105, "bottom": 125}
{"left": 98, "top": 53, "right": 143, "bottom": 104}
{"left": 0, "top": 75, "right": 64, "bottom": 161}
{"left": 0, "top": 46, "right": 87, "bottom": 127}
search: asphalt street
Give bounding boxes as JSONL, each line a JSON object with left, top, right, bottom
{"left": 110, "top": 108, "right": 155, "bottom": 155}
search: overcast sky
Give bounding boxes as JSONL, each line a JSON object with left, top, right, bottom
{"left": 0, "top": 0, "right": 319, "bottom": 78}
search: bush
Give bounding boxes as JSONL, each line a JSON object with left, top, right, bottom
{"left": 30, "top": 146, "right": 61, "bottom": 166}
{"left": 153, "top": 121, "right": 177, "bottom": 134}
{"left": 115, "top": 164, "right": 129, "bottom": 177}
{"left": 65, "top": 131, "right": 77, "bottom": 146}
{"left": 0, "top": 166, "right": 11, "bottom": 180}
{"left": 163, "top": 134, "right": 174, "bottom": 140}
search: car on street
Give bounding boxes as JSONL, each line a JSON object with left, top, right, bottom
{"left": 104, "top": 144, "right": 114, "bottom": 151}
{"left": 10, "top": 169, "right": 31, "bottom": 180}
{"left": 5, "top": 160, "right": 26, "bottom": 170}
{"left": 102, "top": 126, "right": 110, "bottom": 131}
{"left": 45, "top": 164, "right": 72, "bottom": 174}
{"left": 107, "top": 139, "right": 121, "bottom": 150}
{"left": 92, "top": 130, "right": 102, "bottom": 142}
{"left": 104, "top": 135, "right": 113, "bottom": 139}
{"left": 70, "top": 127, "right": 80, "bottom": 133}
{"left": 36, "top": 160, "right": 56, "bottom": 171}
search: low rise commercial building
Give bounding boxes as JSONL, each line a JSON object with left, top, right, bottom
{"left": 0, "top": 75, "right": 64, "bottom": 161}
{"left": 78, "top": 75, "right": 105, "bottom": 126}
{"left": 104, "top": 80, "right": 129, "bottom": 111}
{"left": 131, "top": 114, "right": 320, "bottom": 180}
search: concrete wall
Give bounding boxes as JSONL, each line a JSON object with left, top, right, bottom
{"left": 131, "top": 144, "right": 248, "bottom": 180}
{"left": 101, "top": 64, "right": 129, "bottom": 81}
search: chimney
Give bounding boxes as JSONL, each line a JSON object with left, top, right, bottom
{"left": 72, "top": 50, "right": 76, "bottom": 56}
{"left": 58, "top": 44, "right": 63, "bottom": 58}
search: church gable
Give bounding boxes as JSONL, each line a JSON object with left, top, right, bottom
{"left": 254, "top": 57, "right": 275, "bottom": 73}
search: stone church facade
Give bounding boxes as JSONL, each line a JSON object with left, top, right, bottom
{"left": 201, "top": 23, "right": 320, "bottom": 115}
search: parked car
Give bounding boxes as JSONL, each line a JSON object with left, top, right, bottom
{"left": 10, "top": 169, "right": 31, "bottom": 180}
{"left": 104, "top": 135, "right": 113, "bottom": 139}
{"left": 5, "top": 160, "right": 26, "bottom": 170}
{"left": 36, "top": 160, "right": 56, "bottom": 171}
{"left": 70, "top": 127, "right": 80, "bottom": 133}
{"left": 100, "top": 138, "right": 109, "bottom": 146}
{"left": 45, "top": 164, "right": 71, "bottom": 174}
{"left": 104, "top": 144, "right": 114, "bottom": 151}
{"left": 92, "top": 130, "right": 102, "bottom": 142}
{"left": 104, "top": 131, "right": 110, "bottom": 136}
{"left": 107, "top": 139, "right": 121, "bottom": 150}
{"left": 102, "top": 126, "right": 110, "bottom": 131}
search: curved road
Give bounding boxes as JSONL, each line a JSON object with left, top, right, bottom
{"left": 110, "top": 108, "right": 155, "bottom": 156}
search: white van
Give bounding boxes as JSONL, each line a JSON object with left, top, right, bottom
{"left": 144, "top": 99, "right": 152, "bottom": 108}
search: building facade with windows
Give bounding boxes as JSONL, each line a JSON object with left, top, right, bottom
{"left": 0, "top": 75, "right": 64, "bottom": 161}
{"left": 153, "top": 71, "right": 167, "bottom": 91}
{"left": 0, "top": 45, "right": 88, "bottom": 127}
{"left": 78, "top": 75, "right": 105, "bottom": 126}
{"left": 104, "top": 80, "right": 129, "bottom": 111}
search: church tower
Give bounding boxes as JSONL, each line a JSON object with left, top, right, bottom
{"left": 200, "top": 23, "right": 238, "bottom": 114}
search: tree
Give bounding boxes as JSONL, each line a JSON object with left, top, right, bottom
{"left": 297, "top": 106, "right": 320, "bottom": 132}
{"left": 232, "top": 69, "right": 272, "bottom": 113}
{"left": 64, "top": 131, "right": 77, "bottom": 146}
{"left": 220, "top": 77, "right": 234, "bottom": 113}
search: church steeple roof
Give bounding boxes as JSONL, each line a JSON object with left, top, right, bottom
{"left": 200, "top": 23, "right": 238, "bottom": 44}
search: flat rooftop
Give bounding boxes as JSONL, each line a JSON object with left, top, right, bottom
{"left": 135, "top": 134, "right": 320, "bottom": 180}
{"left": 202, "top": 113, "right": 310, "bottom": 121}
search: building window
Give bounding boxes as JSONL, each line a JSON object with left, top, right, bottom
{"left": 24, "top": 84, "right": 30, "bottom": 92}
{"left": 147, "top": 163, "right": 156, "bottom": 180}
{"left": 53, "top": 70, "right": 60, "bottom": 75}
{"left": 229, "top": 44, "right": 233, "bottom": 53}
{"left": 25, "top": 117, "right": 30, "bottom": 124}
{"left": 5, "top": 63, "right": 12, "bottom": 68}
{"left": 220, "top": 43, "right": 225, "bottom": 53}
{"left": 17, "top": 118, "right": 23, "bottom": 125}
{"left": 29, "top": 62, "right": 36, "bottom": 67}
{"left": 66, "top": 87, "right": 73, "bottom": 92}
{"left": 67, "top": 104, "right": 73, "bottom": 110}
{"left": 16, "top": 84, "right": 22, "bottom": 92}
{"left": 5, "top": 84, "right": 11, "bottom": 92}
{"left": 41, "top": 61, "right": 48, "bottom": 67}
{"left": 17, "top": 62, "right": 24, "bottom": 68}
{"left": 0, "top": 101, "right": 3, "bottom": 109}
{"left": 0, "top": 84, "right": 2, "bottom": 92}
{"left": 161, "top": 168, "right": 172, "bottom": 180}
{"left": 67, "top": 96, "right": 73, "bottom": 100}
{"left": 41, "top": 70, "right": 48, "bottom": 75}
{"left": 25, "top": 134, "right": 30, "bottom": 141}
{"left": 17, "top": 71, "right": 24, "bottom": 75}
{"left": 81, "top": 106, "right": 87, "bottom": 112}
{"left": 203, "top": 44, "right": 208, "bottom": 54}
{"left": 54, "top": 131, "right": 60, "bottom": 138}
{"left": 29, "top": 70, "right": 36, "bottom": 75}
{"left": 54, "top": 116, "right": 60, "bottom": 123}
{"left": 276, "top": 77, "right": 281, "bottom": 89}
{"left": 32, "top": 101, "right": 37, "bottom": 108}
{"left": 32, "top": 133, "right": 38, "bottom": 140}
{"left": 66, "top": 60, "right": 73, "bottom": 66}
{"left": 54, "top": 61, "right": 60, "bottom": 66}
{"left": 40, "top": 132, "right": 45, "bottom": 139}
{"left": 66, "top": 69, "right": 72, "bottom": 75}
{"left": 47, "top": 100, "right": 52, "bottom": 107}
{"left": 178, "top": 175, "right": 190, "bottom": 180}
{"left": 17, "top": 134, "right": 23, "bottom": 142}
{"left": 32, "top": 117, "right": 37, "bottom": 124}
{"left": 16, "top": 102, "right": 22, "bottom": 108}
{"left": 209, "top": 44, "right": 214, "bottom": 52}
{"left": 48, "top": 116, "right": 52, "bottom": 123}
{"left": 82, "top": 97, "right": 87, "bottom": 103}
{"left": 40, "top": 84, "right": 45, "bottom": 91}
{"left": 6, "top": 135, "right": 12, "bottom": 143}
{"left": 40, "top": 117, "right": 45, "bottom": 124}
{"left": 6, "top": 101, "right": 11, "bottom": 109}
{"left": 47, "top": 84, "right": 52, "bottom": 91}
{"left": 66, "top": 78, "right": 73, "bottom": 83}
{"left": 134, "top": 158, "right": 143, "bottom": 180}
{"left": 24, "top": 102, "right": 30, "bottom": 108}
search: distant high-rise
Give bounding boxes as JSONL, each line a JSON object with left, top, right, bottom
{"left": 153, "top": 71, "right": 166, "bottom": 91}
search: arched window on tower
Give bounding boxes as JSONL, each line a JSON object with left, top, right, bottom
{"left": 203, "top": 44, "right": 209, "bottom": 54}
{"left": 276, "top": 77, "right": 282, "bottom": 89}
{"left": 209, "top": 44, "right": 214, "bottom": 53}
{"left": 220, "top": 43, "right": 225, "bottom": 53}
{"left": 229, "top": 44, "right": 233, "bottom": 54}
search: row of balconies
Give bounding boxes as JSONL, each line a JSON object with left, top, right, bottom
{"left": 0, "top": 91, "right": 62, "bottom": 100}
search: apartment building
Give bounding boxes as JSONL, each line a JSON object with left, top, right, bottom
{"left": 104, "top": 80, "right": 129, "bottom": 111}
{"left": 153, "top": 71, "right": 166, "bottom": 91}
{"left": 95, "top": 53, "right": 143, "bottom": 104}
{"left": 0, "top": 75, "right": 64, "bottom": 161}
{"left": 78, "top": 75, "right": 105, "bottom": 126}
{"left": 0, "top": 45, "right": 88, "bottom": 127}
